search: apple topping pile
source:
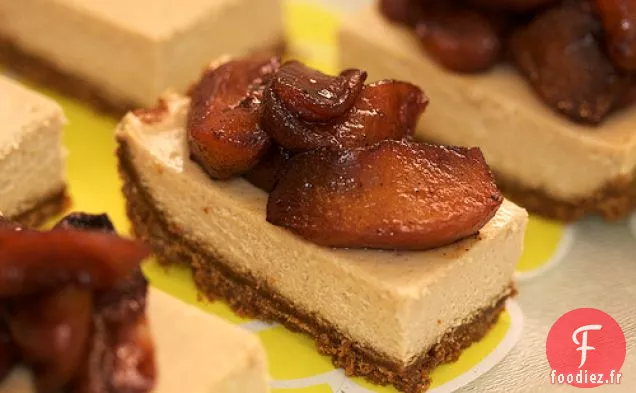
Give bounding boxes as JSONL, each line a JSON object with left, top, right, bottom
{"left": 187, "top": 57, "right": 503, "bottom": 250}
{"left": 380, "top": 0, "right": 636, "bottom": 124}
{"left": 0, "top": 213, "right": 155, "bottom": 393}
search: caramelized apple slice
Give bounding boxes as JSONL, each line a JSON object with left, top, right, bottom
{"left": 272, "top": 61, "right": 367, "bottom": 121}
{"left": 262, "top": 77, "right": 427, "bottom": 152}
{"left": 74, "top": 270, "right": 154, "bottom": 393}
{"left": 0, "top": 229, "right": 150, "bottom": 297}
{"left": 243, "top": 144, "right": 293, "bottom": 192}
{"left": 188, "top": 56, "right": 280, "bottom": 179}
{"left": 469, "top": 0, "right": 559, "bottom": 11}
{"left": 415, "top": 6, "right": 503, "bottom": 73}
{"left": 54, "top": 213, "right": 115, "bottom": 232}
{"left": 109, "top": 315, "right": 156, "bottom": 393}
{"left": 379, "top": 0, "right": 427, "bottom": 26}
{"left": 0, "top": 314, "right": 15, "bottom": 382}
{"left": 7, "top": 286, "right": 92, "bottom": 392}
{"left": 267, "top": 140, "right": 502, "bottom": 250}
{"left": 510, "top": 2, "right": 624, "bottom": 123}
{"left": 594, "top": 0, "right": 636, "bottom": 70}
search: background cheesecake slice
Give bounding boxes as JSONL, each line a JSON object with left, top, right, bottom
{"left": 0, "top": 0, "right": 284, "bottom": 114}
{"left": 339, "top": 7, "right": 636, "bottom": 221}
{"left": 116, "top": 93, "right": 528, "bottom": 392}
{"left": 0, "top": 76, "right": 67, "bottom": 226}
{"left": 0, "top": 289, "right": 270, "bottom": 393}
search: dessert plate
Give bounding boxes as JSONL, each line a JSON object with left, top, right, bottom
{"left": 7, "top": 1, "right": 631, "bottom": 392}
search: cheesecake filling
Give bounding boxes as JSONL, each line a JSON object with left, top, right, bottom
{"left": 0, "top": 0, "right": 283, "bottom": 107}
{"left": 116, "top": 93, "right": 528, "bottom": 364}
{"left": 340, "top": 8, "right": 636, "bottom": 202}
{"left": 0, "top": 77, "right": 66, "bottom": 219}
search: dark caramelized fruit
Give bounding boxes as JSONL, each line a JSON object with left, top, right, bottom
{"left": 271, "top": 61, "right": 367, "bottom": 122}
{"left": 510, "top": 2, "right": 624, "bottom": 123}
{"left": 243, "top": 144, "right": 293, "bottom": 192}
{"left": 594, "top": 0, "right": 636, "bottom": 71}
{"left": 415, "top": 6, "right": 503, "bottom": 73}
{"left": 0, "top": 317, "right": 14, "bottom": 382}
{"left": 0, "top": 228, "right": 150, "bottom": 297}
{"left": 8, "top": 287, "right": 93, "bottom": 392}
{"left": 261, "top": 61, "right": 427, "bottom": 152}
{"left": 378, "top": 0, "right": 636, "bottom": 124}
{"left": 379, "top": 0, "right": 426, "bottom": 26}
{"left": 188, "top": 56, "right": 501, "bottom": 250}
{"left": 267, "top": 140, "right": 502, "bottom": 250}
{"left": 188, "top": 56, "right": 280, "bottom": 179}
{"left": 0, "top": 214, "right": 155, "bottom": 393}
{"left": 469, "top": 0, "right": 560, "bottom": 12}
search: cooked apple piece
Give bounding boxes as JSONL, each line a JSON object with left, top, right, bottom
{"left": 379, "top": 0, "right": 427, "bottom": 26}
{"left": 7, "top": 286, "right": 92, "bottom": 392}
{"left": 262, "top": 70, "right": 428, "bottom": 152}
{"left": 594, "top": 0, "right": 636, "bottom": 70}
{"left": 0, "top": 228, "right": 150, "bottom": 297}
{"left": 54, "top": 212, "right": 115, "bottom": 232}
{"left": 243, "top": 144, "right": 293, "bottom": 192}
{"left": 0, "top": 316, "right": 14, "bottom": 382}
{"left": 76, "top": 270, "right": 154, "bottom": 393}
{"left": 415, "top": 5, "right": 503, "bottom": 73}
{"left": 469, "top": 0, "right": 559, "bottom": 11}
{"left": 510, "top": 2, "right": 624, "bottom": 124}
{"left": 267, "top": 140, "right": 503, "bottom": 250}
{"left": 188, "top": 56, "right": 280, "bottom": 179}
{"left": 271, "top": 61, "right": 367, "bottom": 121}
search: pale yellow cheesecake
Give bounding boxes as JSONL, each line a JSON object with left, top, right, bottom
{"left": 0, "top": 76, "right": 67, "bottom": 226}
{"left": 0, "top": 0, "right": 284, "bottom": 113}
{"left": 0, "top": 289, "right": 270, "bottom": 393}
{"left": 339, "top": 7, "right": 636, "bottom": 221}
{"left": 115, "top": 92, "right": 528, "bottom": 392}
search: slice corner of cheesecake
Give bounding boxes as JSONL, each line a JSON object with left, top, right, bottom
{"left": 116, "top": 87, "right": 528, "bottom": 392}
{"left": 0, "top": 75, "right": 68, "bottom": 227}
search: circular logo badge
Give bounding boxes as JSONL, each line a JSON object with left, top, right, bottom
{"left": 546, "top": 308, "right": 626, "bottom": 388}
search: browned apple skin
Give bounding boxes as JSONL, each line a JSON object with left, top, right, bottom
{"left": 0, "top": 315, "right": 14, "bottom": 382}
{"left": 415, "top": 7, "right": 503, "bottom": 73}
{"left": 469, "top": 0, "right": 559, "bottom": 12}
{"left": 262, "top": 79, "right": 428, "bottom": 153}
{"left": 594, "top": 0, "right": 636, "bottom": 71}
{"left": 243, "top": 145, "right": 293, "bottom": 192}
{"left": 271, "top": 61, "right": 367, "bottom": 122}
{"left": 267, "top": 140, "right": 503, "bottom": 250}
{"left": 188, "top": 57, "right": 280, "bottom": 180}
{"left": 7, "top": 287, "right": 93, "bottom": 392}
{"left": 509, "top": 2, "right": 624, "bottom": 124}
{"left": 0, "top": 229, "right": 150, "bottom": 297}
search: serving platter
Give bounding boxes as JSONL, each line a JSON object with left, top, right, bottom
{"left": 10, "top": 1, "right": 634, "bottom": 392}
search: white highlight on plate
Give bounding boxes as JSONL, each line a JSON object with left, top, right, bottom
{"left": 270, "top": 299, "right": 524, "bottom": 393}
{"left": 514, "top": 223, "right": 577, "bottom": 282}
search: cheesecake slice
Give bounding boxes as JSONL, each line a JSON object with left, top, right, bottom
{"left": 0, "top": 76, "right": 67, "bottom": 226}
{"left": 339, "top": 7, "right": 636, "bottom": 221}
{"left": 0, "top": 0, "right": 283, "bottom": 114}
{"left": 0, "top": 289, "right": 270, "bottom": 393}
{"left": 116, "top": 92, "right": 528, "bottom": 392}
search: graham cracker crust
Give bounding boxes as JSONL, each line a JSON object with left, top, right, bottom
{"left": 117, "top": 142, "right": 511, "bottom": 393}
{"left": 0, "top": 37, "right": 286, "bottom": 118}
{"left": 9, "top": 188, "right": 70, "bottom": 228}
{"left": 495, "top": 170, "right": 636, "bottom": 221}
